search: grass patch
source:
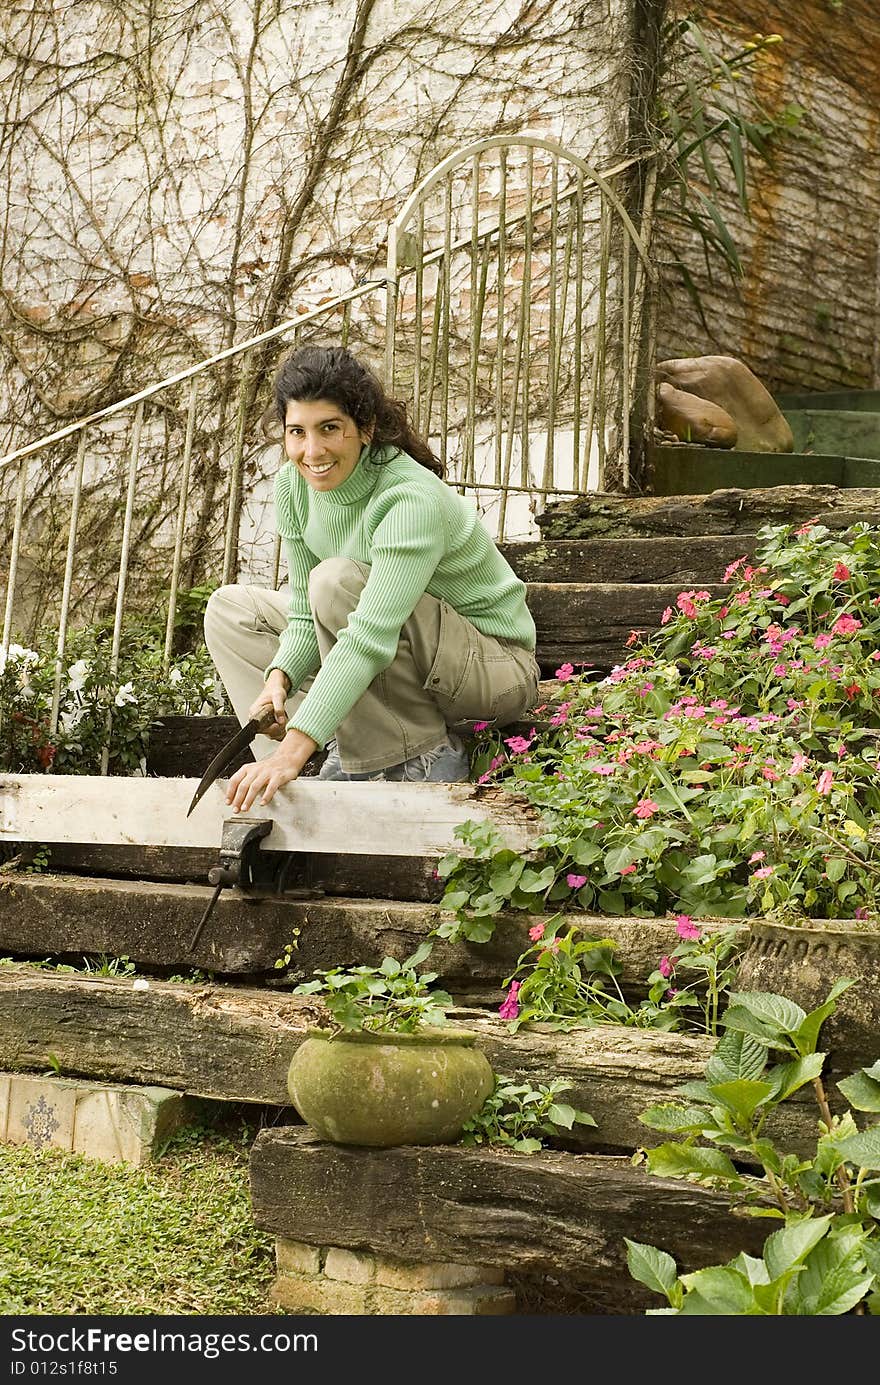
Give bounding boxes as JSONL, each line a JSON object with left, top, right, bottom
{"left": 0, "top": 1109, "right": 289, "bottom": 1315}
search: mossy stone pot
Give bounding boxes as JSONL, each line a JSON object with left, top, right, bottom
{"left": 733, "top": 919, "right": 880, "bottom": 1073}
{"left": 287, "top": 1026, "right": 495, "bottom": 1147}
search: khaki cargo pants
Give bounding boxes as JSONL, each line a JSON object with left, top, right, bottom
{"left": 204, "top": 557, "right": 541, "bottom": 774}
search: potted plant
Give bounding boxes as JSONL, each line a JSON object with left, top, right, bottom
{"left": 286, "top": 942, "right": 495, "bottom": 1148}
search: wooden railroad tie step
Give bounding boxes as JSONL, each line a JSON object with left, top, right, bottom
{"left": 0, "top": 872, "right": 738, "bottom": 982}
{"left": 0, "top": 964, "right": 825, "bottom": 1156}
{"left": 249, "top": 1126, "right": 770, "bottom": 1315}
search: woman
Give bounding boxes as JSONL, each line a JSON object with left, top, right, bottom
{"left": 204, "top": 344, "right": 540, "bottom": 812}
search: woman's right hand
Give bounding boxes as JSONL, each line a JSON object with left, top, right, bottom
{"left": 247, "top": 668, "right": 291, "bottom": 741}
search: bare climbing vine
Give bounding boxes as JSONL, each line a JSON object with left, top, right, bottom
{"left": 0, "top": 0, "right": 634, "bottom": 632}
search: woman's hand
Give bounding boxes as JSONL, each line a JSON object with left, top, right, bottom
{"left": 226, "top": 728, "right": 318, "bottom": 811}
{"left": 247, "top": 668, "right": 291, "bottom": 741}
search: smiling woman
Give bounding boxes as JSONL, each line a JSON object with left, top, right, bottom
{"left": 204, "top": 345, "right": 540, "bottom": 809}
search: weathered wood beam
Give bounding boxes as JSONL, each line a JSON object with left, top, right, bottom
{"left": 537, "top": 484, "right": 880, "bottom": 540}
{"left": 526, "top": 582, "right": 728, "bottom": 667}
{"left": 249, "top": 1127, "right": 770, "bottom": 1312}
{"left": 0, "top": 775, "right": 537, "bottom": 856}
{"left": 0, "top": 965, "right": 823, "bottom": 1154}
{"left": 499, "top": 535, "right": 756, "bottom": 585}
{"left": 0, "top": 874, "right": 737, "bottom": 983}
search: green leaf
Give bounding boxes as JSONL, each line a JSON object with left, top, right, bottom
{"left": 624, "top": 1239, "right": 680, "bottom": 1298}
{"left": 763, "top": 1216, "right": 834, "bottom": 1279}
{"left": 706, "top": 1078, "right": 775, "bottom": 1124}
{"left": 835, "top": 1126, "right": 880, "bottom": 1171}
{"left": 638, "top": 1104, "right": 715, "bottom": 1134}
{"left": 766, "top": 1053, "right": 826, "bottom": 1103}
{"left": 725, "top": 991, "right": 807, "bottom": 1038}
{"left": 401, "top": 940, "right": 433, "bottom": 969}
{"left": 518, "top": 865, "right": 557, "bottom": 893}
{"left": 547, "top": 1103, "right": 576, "bottom": 1129}
{"left": 837, "top": 1069, "right": 880, "bottom": 1113}
{"left": 645, "top": 1142, "right": 740, "bottom": 1183}
{"left": 678, "top": 1266, "right": 759, "bottom": 1315}
{"left": 705, "top": 1030, "right": 768, "bottom": 1085}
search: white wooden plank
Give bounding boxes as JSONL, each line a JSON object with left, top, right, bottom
{"left": 0, "top": 774, "right": 537, "bottom": 856}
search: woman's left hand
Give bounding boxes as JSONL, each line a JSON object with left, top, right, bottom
{"left": 226, "top": 729, "right": 318, "bottom": 812}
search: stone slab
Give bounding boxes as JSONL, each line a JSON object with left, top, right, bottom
{"left": 0, "top": 1069, "right": 194, "bottom": 1165}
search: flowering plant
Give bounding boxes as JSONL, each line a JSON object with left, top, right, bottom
{"left": 0, "top": 619, "right": 226, "bottom": 775}
{"left": 440, "top": 521, "right": 880, "bottom": 938}
{"left": 495, "top": 912, "right": 743, "bottom": 1036}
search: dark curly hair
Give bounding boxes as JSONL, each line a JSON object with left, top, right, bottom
{"left": 268, "top": 345, "right": 443, "bottom": 477}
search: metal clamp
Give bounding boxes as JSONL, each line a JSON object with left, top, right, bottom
{"left": 188, "top": 817, "right": 273, "bottom": 952}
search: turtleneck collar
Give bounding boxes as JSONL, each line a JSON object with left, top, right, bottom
{"left": 311, "top": 442, "right": 393, "bottom": 507}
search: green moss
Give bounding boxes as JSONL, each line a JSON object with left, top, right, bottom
{"left": 0, "top": 1114, "right": 288, "bottom": 1315}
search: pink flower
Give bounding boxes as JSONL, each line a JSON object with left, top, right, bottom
{"left": 814, "top": 633, "right": 832, "bottom": 650}
{"left": 477, "top": 754, "right": 504, "bottom": 784}
{"left": 660, "top": 606, "right": 673, "bottom": 625}
{"left": 472, "top": 721, "right": 489, "bottom": 733}
{"left": 633, "top": 798, "right": 659, "bottom": 819}
{"left": 675, "top": 915, "right": 701, "bottom": 941}
{"left": 555, "top": 662, "right": 574, "bottom": 681}
{"left": 790, "top": 753, "right": 808, "bottom": 775}
{"left": 855, "top": 907, "right": 870, "bottom": 921}
{"left": 528, "top": 922, "right": 546, "bottom": 942}
{"left": 498, "top": 980, "right": 521, "bottom": 1020}
{"left": 658, "top": 955, "right": 674, "bottom": 979}
{"left": 833, "top": 562, "right": 851, "bottom": 581}
{"left": 566, "top": 873, "right": 588, "bottom": 890}
{"left": 794, "top": 521, "right": 815, "bottom": 536}
{"left": 749, "top": 851, "right": 765, "bottom": 863}
{"left": 619, "top": 864, "right": 637, "bottom": 876}
{"left": 832, "top": 614, "right": 862, "bottom": 636}
{"left": 751, "top": 866, "right": 775, "bottom": 880}
{"left": 816, "top": 769, "right": 834, "bottom": 796}
{"left": 505, "top": 730, "right": 535, "bottom": 754}
{"left": 626, "top": 630, "right": 643, "bottom": 647}
{"left": 723, "top": 557, "right": 746, "bottom": 583}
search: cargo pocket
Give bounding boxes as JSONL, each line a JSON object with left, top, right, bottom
{"left": 423, "top": 601, "right": 476, "bottom": 717}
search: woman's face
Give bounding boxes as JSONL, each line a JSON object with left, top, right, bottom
{"left": 283, "top": 398, "right": 372, "bottom": 492}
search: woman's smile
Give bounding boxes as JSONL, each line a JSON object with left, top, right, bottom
{"left": 284, "top": 397, "right": 372, "bottom": 490}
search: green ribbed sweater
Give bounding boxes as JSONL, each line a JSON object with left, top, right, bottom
{"left": 269, "top": 444, "right": 536, "bottom": 747}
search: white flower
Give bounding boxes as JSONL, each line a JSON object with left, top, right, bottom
{"left": 168, "top": 667, "right": 183, "bottom": 684}
{"left": 59, "top": 707, "right": 85, "bottom": 735}
{"left": 114, "top": 681, "right": 137, "bottom": 707}
{"left": 66, "top": 659, "right": 89, "bottom": 692}
{"left": 132, "top": 978, "right": 150, "bottom": 992}
{"left": 0, "top": 644, "right": 39, "bottom": 676}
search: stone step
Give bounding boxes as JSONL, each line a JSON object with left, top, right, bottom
{"left": 249, "top": 1127, "right": 770, "bottom": 1316}
{"left": 0, "top": 872, "right": 736, "bottom": 984}
{"left": 0, "top": 963, "right": 825, "bottom": 1155}
{"left": 0, "top": 1069, "right": 195, "bottom": 1166}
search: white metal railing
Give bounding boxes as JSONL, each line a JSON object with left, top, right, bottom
{"left": 0, "top": 134, "right": 656, "bottom": 771}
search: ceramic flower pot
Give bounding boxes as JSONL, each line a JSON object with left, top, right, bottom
{"left": 733, "top": 919, "right": 880, "bottom": 1073}
{"left": 287, "top": 1026, "right": 495, "bottom": 1147}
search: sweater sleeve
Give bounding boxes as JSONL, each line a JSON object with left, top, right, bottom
{"left": 265, "top": 469, "right": 321, "bottom": 689}
{"left": 285, "top": 490, "right": 446, "bottom": 747}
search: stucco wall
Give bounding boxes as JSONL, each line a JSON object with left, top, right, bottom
{"left": 0, "top": 0, "right": 634, "bottom": 450}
